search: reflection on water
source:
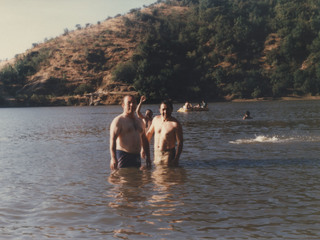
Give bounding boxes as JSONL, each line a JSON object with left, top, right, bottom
{"left": 107, "top": 167, "right": 187, "bottom": 238}
{"left": 0, "top": 102, "right": 320, "bottom": 239}
{"left": 152, "top": 166, "right": 187, "bottom": 189}
{"left": 108, "top": 169, "right": 152, "bottom": 208}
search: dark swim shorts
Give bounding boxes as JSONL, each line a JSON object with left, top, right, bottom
{"left": 116, "top": 150, "right": 141, "bottom": 168}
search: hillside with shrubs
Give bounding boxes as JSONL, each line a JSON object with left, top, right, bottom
{"left": 1, "top": 0, "right": 320, "bottom": 106}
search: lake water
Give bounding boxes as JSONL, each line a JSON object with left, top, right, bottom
{"left": 0, "top": 100, "right": 320, "bottom": 239}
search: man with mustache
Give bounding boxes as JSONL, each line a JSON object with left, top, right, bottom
{"left": 147, "top": 99, "right": 183, "bottom": 167}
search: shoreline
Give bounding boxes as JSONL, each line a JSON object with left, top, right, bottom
{"left": 1, "top": 95, "right": 320, "bottom": 108}
{"left": 229, "top": 95, "right": 320, "bottom": 102}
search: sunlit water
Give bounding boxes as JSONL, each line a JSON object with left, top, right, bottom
{"left": 0, "top": 101, "right": 320, "bottom": 239}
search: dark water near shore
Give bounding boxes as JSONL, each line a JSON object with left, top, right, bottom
{"left": 0, "top": 100, "right": 320, "bottom": 239}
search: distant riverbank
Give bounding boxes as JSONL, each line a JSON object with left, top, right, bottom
{"left": 230, "top": 95, "right": 320, "bottom": 102}
{"left": 1, "top": 94, "right": 320, "bottom": 108}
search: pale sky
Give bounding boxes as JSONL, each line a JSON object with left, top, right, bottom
{"left": 0, "top": 0, "right": 157, "bottom": 60}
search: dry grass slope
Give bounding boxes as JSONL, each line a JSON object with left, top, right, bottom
{"left": 2, "top": 3, "right": 188, "bottom": 105}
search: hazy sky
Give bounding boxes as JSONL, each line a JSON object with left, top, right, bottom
{"left": 0, "top": 0, "right": 156, "bottom": 60}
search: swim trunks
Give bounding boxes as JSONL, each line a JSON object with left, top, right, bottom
{"left": 154, "top": 148, "right": 176, "bottom": 166}
{"left": 116, "top": 150, "right": 141, "bottom": 168}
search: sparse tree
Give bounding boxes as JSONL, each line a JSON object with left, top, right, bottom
{"left": 64, "top": 28, "right": 69, "bottom": 35}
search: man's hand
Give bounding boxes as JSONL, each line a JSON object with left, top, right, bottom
{"left": 141, "top": 149, "right": 146, "bottom": 159}
{"left": 110, "top": 158, "right": 118, "bottom": 170}
{"left": 140, "top": 95, "right": 146, "bottom": 103}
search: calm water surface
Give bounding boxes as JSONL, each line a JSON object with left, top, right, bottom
{"left": 0, "top": 101, "right": 320, "bottom": 239}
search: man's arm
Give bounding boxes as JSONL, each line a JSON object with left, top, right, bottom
{"left": 109, "top": 117, "right": 121, "bottom": 170}
{"left": 146, "top": 118, "right": 155, "bottom": 142}
{"left": 136, "top": 96, "right": 146, "bottom": 120}
{"left": 141, "top": 132, "right": 151, "bottom": 168}
{"left": 174, "top": 122, "right": 183, "bottom": 166}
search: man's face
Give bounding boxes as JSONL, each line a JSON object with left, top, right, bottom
{"left": 145, "top": 110, "right": 153, "bottom": 119}
{"left": 160, "top": 103, "right": 172, "bottom": 120}
{"left": 122, "top": 96, "right": 137, "bottom": 115}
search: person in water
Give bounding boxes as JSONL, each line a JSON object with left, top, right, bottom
{"left": 183, "top": 101, "right": 192, "bottom": 110}
{"left": 147, "top": 99, "right": 183, "bottom": 167}
{"left": 109, "top": 95, "right": 151, "bottom": 170}
{"left": 243, "top": 111, "right": 252, "bottom": 120}
{"left": 136, "top": 95, "right": 153, "bottom": 131}
{"left": 194, "top": 100, "right": 207, "bottom": 109}
{"left": 200, "top": 100, "right": 207, "bottom": 108}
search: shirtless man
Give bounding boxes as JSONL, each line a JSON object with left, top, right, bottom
{"left": 147, "top": 100, "right": 183, "bottom": 167}
{"left": 109, "top": 95, "right": 151, "bottom": 170}
{"left": 136, "top": 95, "right": 153, "bottom": 131}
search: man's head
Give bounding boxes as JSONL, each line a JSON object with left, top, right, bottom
{"left": 145, "top": 109, "right": 153, "bottom": 119}
{"left": 122, "top": 95, "right": 137, "bottom": 116}
{"left": 160, "top": 99, "right": 173, "bottom": 120}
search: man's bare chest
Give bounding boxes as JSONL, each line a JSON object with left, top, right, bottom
{"left": 156, "top": 122, "right": 175, "bottom": 135}
{"left": 121, "top": 119, "right": 142, "bottom": 133}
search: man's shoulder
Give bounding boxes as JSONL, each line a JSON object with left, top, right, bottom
{"left": 114, "top": 114, "right": 142, "bottom": 123}
{"left": 153, "top": 115, "right": 161, "bottom": 121}
{"left": 170, "top": 116, "right": 181, "bottom": 124}
{"left": 151, "top": 115, "right": 162, "bottom": 126}
{"left": 113, "top": 114, "right": 123, "bottom": 121}
{"left": 168, "top": 117, "right": 182, "bottom": 129}
{"left": 111, "top": 114, "right": 125, "bottom": 124}
{"left": 135, "top": 116, "right": 144, "bottom": 125}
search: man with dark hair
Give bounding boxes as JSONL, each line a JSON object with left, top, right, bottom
{"left": 109, "top": 95, "right": 151, "bottom": 170}
{"left": 243, "top": 111, "right": 252, "bottom": 120}
{"left": 136, "top": 95, "right": 153, "bottom": 130}
{"left": 147, "top": 99, "right": 183, "bottom": 167}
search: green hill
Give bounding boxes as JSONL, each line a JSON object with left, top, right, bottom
{"left": 1, "top": 0, "right": 320, "bottom": 106}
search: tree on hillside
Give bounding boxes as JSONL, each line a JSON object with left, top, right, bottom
{"left": 2, "top": 0, "right": 320, "bottom": 106}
